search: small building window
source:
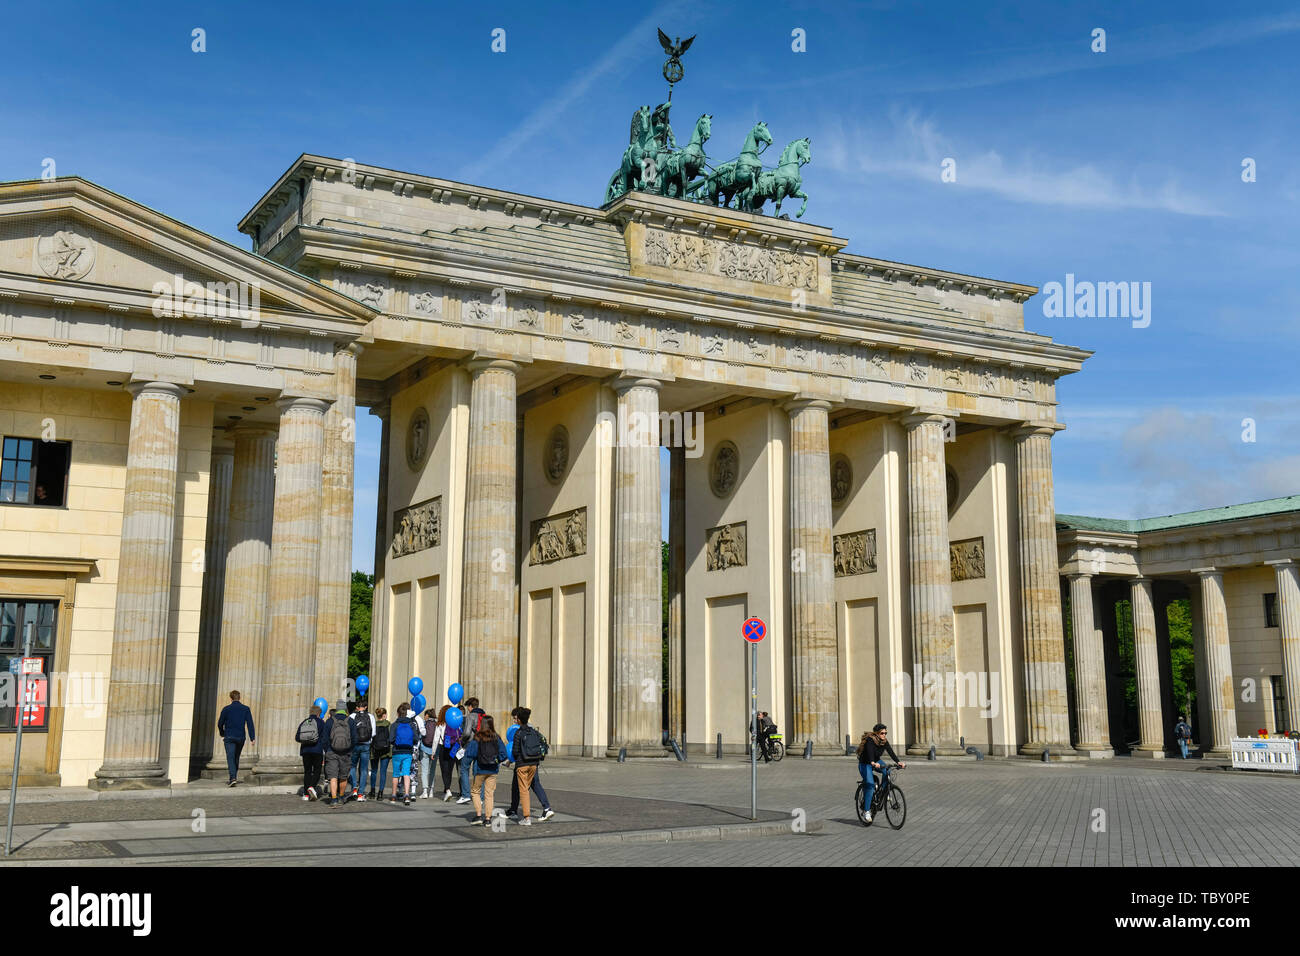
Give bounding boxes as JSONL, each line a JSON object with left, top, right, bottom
{"left": 0, "top": 436, "right": 70, "bottom": 506}
{"left": 1271, "top": 676, "right": 1287, "bottom": 734}
{"left": 1264, "top": 593, "right": 1279, "bottom": 629}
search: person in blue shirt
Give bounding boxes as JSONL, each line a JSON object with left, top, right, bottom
{"left": 216, "top": 690, "right": 256, "bottom": 787}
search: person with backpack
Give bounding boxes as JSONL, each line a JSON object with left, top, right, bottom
{"left": 368, "top": 708, "right": 391, "bottom": 800}
{"left": 348, "top": 699, "right": 376, "bottom": 802}
{"left": 389, "top": 703, "right": 420, "bottom": 806}
{"left": 434, "top": 704, "right": 460, "bottom": 801}
{"left": 505, "top": 706, "right": 554, "bottom": 824}
{"left": 323, "top": 704, "right": 358, "bottom": 808}
{"left": 462, "top": 713, "right": 506, "bottom": 827}
{"left": 294, "top": 704, "right": 328, "bottom": 801}
{"left": 420, "top": 709, "right": 441, "bottom": 799}
{"left": 1174, "top": 715, "right": 1193, "bottom": 759}
{"left": 455, "top": 697, "right": 486, "bottom": 805}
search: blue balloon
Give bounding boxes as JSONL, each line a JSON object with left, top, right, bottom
{"left": 313, "top": 697, "right": 328, "bottom": 715}
{"left": 448, "top": 682, "right": 464, "bottom": 705}
{"left": 408, "top": 677, "right": 424, "bottom": 696}
{"left": 411, "top": 693, "right": 427, "bottom": 714}
{"left": 356, "top": 675, "right": 370, "bottom": 696}
{"left": 505, "top": 724, "right": 518, "bottom": 745}
{"left": 445, "top": 707, "right": 464, "bottom": 729}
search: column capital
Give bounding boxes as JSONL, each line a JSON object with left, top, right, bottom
{"left": 610, "top": 370, "right": 671, "bottom": 393}
{"left": 276, "top": 396, "right": 331, "bottom": 415}
{"left": 125, "top": 380, "right": 186, "bottom": 400}
{"left": 782, "top": 396, "right": 832, "bottom": 415}
{"left": 226, "top": 421, "right": 279, "bottom": 440}
{"left": 1012, "top": 420, "right": 1065, "bottom": 440}
{"left": 210, "top": 442, "right": 235, "bottom": 459}
{"left": 1265, "top": 558, "right": 1297, "bottom": 570}
{"left": 1130, "top": 575, "right": 1155, "bottom": 585}
{"left": 1191, "top": 567, "right": 1223, "bottom": 580}
{"left": 338, "top": 341, "right": 364, "bottom": 359}
{"left": 897, "top": 408, "right": 953, "bottom": 429}
{"left": 1065, "top": 571, "right": 1094, "bottom": 582}
{"left": 465, "top": 356, "right": 521, "bottom": 376}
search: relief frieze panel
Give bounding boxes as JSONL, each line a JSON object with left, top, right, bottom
{"left": 529, "top": 507, "right": 587, "bottom": 565}
{"left": 643, "top": 230, "right": 817, "bottom": 291}
{"left": 950, "top": 536, "right": 986, "bottom": 582}
{"left": 705, "top": 521, "right": 747, "bottom": 571}
{"left": 391, "top": 496, "right": 441, "bottom": 558}
{"left": 833, "top": 529, "right": 877, "bottom": 577}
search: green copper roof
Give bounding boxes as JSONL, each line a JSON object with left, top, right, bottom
{"left": 1057, "top": 494, "right": 1300, "bottom": 534}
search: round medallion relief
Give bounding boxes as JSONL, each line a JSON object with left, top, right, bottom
{"left": 35, "top": 229, "right": 96, "bottom": 281}
{"left": 544, "top": 424, "right": 569, "bottom": 484}
{"left": 830, "top": 455, "right": 852, "bottom": 507}
{"left": 406, "top": 406, "right": 431, "bottom": 471}
{"left": 946, "top": 465, "right": 959, "bottom": 517}
{"left": 709, "top": 441, "right": 740, "bottom": 498}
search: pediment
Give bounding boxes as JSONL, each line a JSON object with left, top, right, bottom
{"left": 0, "top": 178, "right": 375, "bottom": 328}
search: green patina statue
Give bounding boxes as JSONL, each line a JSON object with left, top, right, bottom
{"left": 603, "top": 30, "right": 811, "bottom": 217}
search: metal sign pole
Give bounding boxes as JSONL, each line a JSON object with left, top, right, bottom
{"left": 750, "top": 639, "right": 757, "bottom": 821}
{"left": 5, "top": 627, "right": 33, "bottom": 856}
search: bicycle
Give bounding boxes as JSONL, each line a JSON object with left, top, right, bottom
{"left": 855, "top": 764, "right": 905, "bottom": 829}
{"left": 762, "top": 733, "right": 785, "bottom": 762}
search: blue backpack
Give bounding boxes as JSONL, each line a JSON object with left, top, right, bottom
{"left": 392, "top": 717, "right": 417, "bottom": 749}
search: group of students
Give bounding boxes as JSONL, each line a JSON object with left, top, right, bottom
{"left": 294, "top": 695, "right": 556, "bottom": 826}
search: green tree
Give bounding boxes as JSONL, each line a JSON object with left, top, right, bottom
{"left": 348, "top": 571, "right": 374, "bottom": 680}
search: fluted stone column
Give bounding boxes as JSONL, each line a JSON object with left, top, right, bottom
{"left": 316, "top": 344, "right": 360, "bottom": 705}
{"left": 1067, "top": 573, "right": 1112, "bottom": 756}
{"left": 369, "top": 401, "right": 391, "bottom": 705}
{"left": 1266, "top": 559, "right": 1300, "bottom": 732}
{"left": 787, "top": 398, "right": 839, "bottom": 752}
{"left": 667, "top": 444, "right": 686, "bottom": 745}
{"left": 1130, "top": 577, "right": 1165, "bottom": 756}
{"left": 1013, "top": 423, "right": 1074, "bottom": 756}
{"left": 1194, "top": 568, "right": 1237, "bottom": 754}
{"left": 189, "top": 443, "right": 234, "bottom": 770}
{"left": 252, "top": 398, "right": 329, "bottom": 779}
{"left": 901, "top": 412, "right": 961, "bottom": 755}
{"left": 205, "top": 424, "right": 276, "bottom": 774}
{"left": 460, "top": 359, "right": 519, "bottom": 719}
{"left": 609, "top": 374, "right": 664, "bottom": 756}
{"left": 93, "top": 381, "right": 184, "bottom": 788}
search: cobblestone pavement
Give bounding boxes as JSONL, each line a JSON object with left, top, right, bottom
{"left": 3, "top": 755, "right": 1297, "bottom": 866}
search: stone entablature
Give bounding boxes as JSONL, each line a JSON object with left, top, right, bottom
{"left": 238, "top": 155, "right": 1088, "bottom": 418}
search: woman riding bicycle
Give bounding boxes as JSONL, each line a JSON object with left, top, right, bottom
{"left": 857, "top": 723, "right": 905, "bottom": 823}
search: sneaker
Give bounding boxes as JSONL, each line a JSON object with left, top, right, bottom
{"left": 302, "top": 794, "right": 310, "bottom": 801}
{"left": 324, "top": 797, "right": 334, "bottom": 807}
{"left": 519, "top": 817, "right": 532, "bottom": 827}
{"left": 367, "top": 790, "right": 376, "bottom": 800}
{"left": 542, "top": 807, "right": 555, "bottom": 821}
{"left": 505, "top": 809, "right": 519, "bottom": 820}
{"left": 227, "top": 779, "right": 237, "bottom": 788}
{"left": 470, "top": 817, "right": 484, "bottom": 827}
{"left": 390, "top": 795, "right": 399, "bottom": 804}
{"left": 307, "top": 786, "right": 317, "bottom": 801}
{"left": 356, "top": 793, "right": 366, "bottom": 803}
{"left": 351, "top": 788, "right": 359, "bottom": 800}
{"left": 404, "top": 796, "right": 411, "bottom": 806}
{"left": 863, "top": 811, "right": 872, "bottom": 823}
{"left": 456, "top": 796, "right": 471, "bottom": 805}
{"left": 443, "top": 789, "right": 452, "bottom": 802}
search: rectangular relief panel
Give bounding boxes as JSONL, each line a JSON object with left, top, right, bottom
{"left": 392, "top": 496, "right": 441, "bottom": 558}
{"left": 950, "top": 536, "right": 986, "bottom": 582}
{"left": 834, "top": 529, "right": 877, "bottom": 577}
{"left": 705, "top": 521, "right": 747, "bottom": 571}
{"left": 529, "top": 507, "right": 587, "bottom": 565}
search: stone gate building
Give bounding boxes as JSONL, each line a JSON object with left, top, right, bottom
{"left": 10, "top": 153, "right": 1290, "bottom": 787}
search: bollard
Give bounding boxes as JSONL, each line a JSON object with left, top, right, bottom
{"left": 1041, "top": 748, "right": 1050, "bottom": 763}
{"left": 959, "top": 736, "right": 965, "bottom": 749}
{"left": 802, "top": 740, "right": 813, "bottom": 759}
{"left": 670, "top": 738, "right": 686, "bottom": 761}
{"left": 716, "top": 733, "right": 722, "bottom": 760}
{"left": 927, "top": 745, "right": 936, "bottom": 761}
{"left": 965, "top": 746, "right": 984, "bottom": 761}
{"left": 845, "top": 734, "right": 852, "bottom": 756}
{"left": 618, "top": 746, "right": 627, "bottom": 763}
{"left": 661, "top": 730, "right": 669, "bottom": 746}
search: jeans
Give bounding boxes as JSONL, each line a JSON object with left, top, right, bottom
{"left": 508, "top": 765, "right": 550, "bottom": 814}
{"left": 859, "top": 762, "right": 889, "bottom": 812}
{"left": 349, "top": 744, "right": 371, "bottom": 790}
{"left": 419, "top": 746, "right": 435, "bottom": 791}
{"left": 459, "top": 755, "right": 473, "bottom": 797}
{"left": 224, "top": 739, "right": 245, "bottom": 781}
{"left": 371, "top": 754, "right": 390, "bottom": 794}
{"left": 1178, "top": 738, "right": 1189, "bottom": 759}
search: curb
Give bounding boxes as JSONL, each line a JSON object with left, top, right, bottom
{"left": 512, "top": 817, "right": 821, "bottom": 848}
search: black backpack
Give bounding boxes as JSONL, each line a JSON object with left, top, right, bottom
{"left": 518, "top": 725, "right": 546, "bottom": 762}
{"left": 354, "top": 712, "right": 373, "bottom": 743}
{"left": 476, "top": 736, "right": 500, "bottom": 771}
{"left": 372, "top": 722, "right": 391, "bottom": 756}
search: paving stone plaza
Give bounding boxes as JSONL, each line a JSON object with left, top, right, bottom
{"left": 4, "top": 755, "right": 1297, "bottom": 868}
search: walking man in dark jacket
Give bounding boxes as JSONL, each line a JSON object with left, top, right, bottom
{"left": 1174, "top": 715, "right": 1193, "bottom": 759}
{"left": 216, "top": 690, "right": 256, "bottom": 787}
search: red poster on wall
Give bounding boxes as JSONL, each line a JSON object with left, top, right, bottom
{"left": 16, "top": 673, "right": 46, "bottom": 728}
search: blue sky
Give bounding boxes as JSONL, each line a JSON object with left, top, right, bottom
{"left": 4, "top": 0, "right": 1298, "bottom": 573}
